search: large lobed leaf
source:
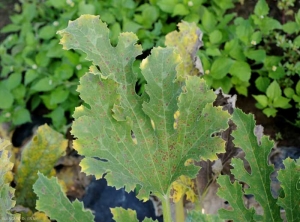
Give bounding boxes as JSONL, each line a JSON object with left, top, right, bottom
{"left": 33, "top": 172, "right": 94, "bottom": 222}
{"left": 58, "top": 15, "right": 230, "bottom": 200}
{"left": 217, "top": 108, "right": 281, "bottom": 221}
{"left": 277, "top": 158, "right": 300, "bottom": 222}
{"left": 15, "top": 124, "right": 67, "bottom": 209}
{"left": 0, "top": 139, "right": 21, "bottom": 221}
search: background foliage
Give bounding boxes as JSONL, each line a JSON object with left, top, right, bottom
{"left": 1, "top": 0, "right": 300, "bottom": 130}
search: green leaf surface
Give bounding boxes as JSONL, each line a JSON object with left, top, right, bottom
{"left": 202, "top": 8, "right": 217, "bottom": 33}
{"left": 266, "top": 81, "right": 281, "bottom": 100}
{"left": 268, "top": 66, "right": 285, "bottom": 79}
{"left": 229, "top": 60, "right": 251, "bottom": 82}
{"left": 15, "top": 125, "right": 67, "bottom": 209}
{"left": 277, "top": 158, "right": 300, "bottom": 222}
{"left": 111, "top": 207, "right": 157, "bottom": 222}
{"left": 59, "top": 15, "right": 230, "bottom": 200}
{"left": 39, "top": 25, "right": 57, "bottom": 40}
{"left": 273, "top": 96, "right": 290, "bottom": 108}
{"left": 253, "top": 95, "right": 268, "bottom": 108}
{"left": 255, "top": 76, "right": 270, "bottom": 92}
{"left": 284, "top": 87, "right": 295, "bottom": 98}
{"left": 244, "top": 49, "right": 266, "bottom": 62}
{"left": 0, "top": 88, "right": 14, "bottom": 109}
{"left": 187, "top": 210, "right": 223, "bottom": 222}
{"left": 210, "top": 56, "right": 233, "bottom": 79}
{"left": 296, "top": 80, "right": 300, "bottom": 95}
{"left": 4, "top": 72, "right": 22, "bottom": 90}
{"left": 12, "top": 108, "right": 31, "bottom": 125}
{"left": 209, "top": 29, "right": 223, "bottom": 44}
{"left": 165, "top": 21, "right": 203, "bottom": 80}
{"left": 217, "top": 175, "right": 256, "bottom": 221}
{"left": 33, "top": 173, "right": 94, "bottom": 222}
{"left": 263, "top": 107, "right": 277, "bottom": 117}
{"left": 31, "top": 77, "right": 56, "bottom": 92}
{"left": 229, "top": 109, "right": 281, "bottom": 221}
{"left": 283, "top": 22, "right": 299, "bottom": 34}
{"left": 0, "top": 139, "right": 21, "bottom": 221}
{"left": 254, "top": 0, "right": 269, "bottom": 16}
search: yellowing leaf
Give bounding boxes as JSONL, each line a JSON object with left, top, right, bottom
{"left": 15, "top": 124, "right": 67, "bottom": 209}
{"left": 165, "top": 21, "right": 203, "bottom": 80}
{"left": 0, "top": 139, "right": 21, "bottom": 221}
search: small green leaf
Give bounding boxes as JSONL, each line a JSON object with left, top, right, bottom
{"left": 33, "top": 173, "right": 94, "bottom": 222}
{"left": 25, "top": 69, "right": 38, "bottom": 85}
{"left": 277, "top": 158, "right": 300, "bottom": 222}
{"left": 235, "top": 19, "right": 253, "bottom": 44}
{"left": 156, "top": 0, "right": 177, "bottom": 13}
{"left": 78, "top": 1, "right": 96, "bottom": 15}
{"left": 224, "top": 39, "right": 245, "bottom": 61}
{"left": 294, "top": 36, "right": 300, "bottom": 47}
{"left": 12, "top": 85, "right": 26, "bottom": 100}
{"left": 254, "top": 0, "right": 269, "bottom": 16}
{"left": 202, "top": 8, "right": 217, "bottom": 32}
{"left": 293, "top": 94, "right": 300, "bottom": 102}
{"left": 253, "top": 95, "right": 268, "bottom": 108}
{"left": 47, "top": 0, "right": 66, "bottom": 8}
{"left": 39, "top": 25, "right": 56, "bottom": 40}
{"left": 263, "top": 107, "right": 277, "bottom": 117}
{"left": 268, "top": 66, "right": 285, "bottom": 79}
{"left": 5, "top": 72, "right": 22, "bottom": 90}
{"left": 229, "top": 61, "right": 251, "bottom": 82}
{"left": 266, "top": 81, "right": 281, "bottom": 100}
{"left": 264, "top": 56, "right": 282, "bottom": 69}
{"left": 251, "top": 31, "right": 262, "bottom": 44}
{"left": 45, "top": 107, "right": 66, "bottom": 132}
{"left": 209, "top": 29, "right": 223, "bottom": 44}
{"left": 255, "top": 76, "right": 270, "bottom": 92}
{"left": 12, "top": 108, "right": 31, "bottom": 125}
{"left": 284, "top": 87, "right": 295, "bottom": 98}
{"left": 283, "top": 22, "right": 300, "bottom": 34}
{"left": 172, "top": 3, "right": 189, "bottom": 16}
{"left": 0, "top": 88, "right": 14, "bottom": 109}
{"left": 296, "top": 9, "right": 300, "bottom": 25}
{"left": 206, "top": 47, "right": 221, "bottom": 56}
{"left": 35, "top": 51, "right": 50, "bottom": 67}
{"left": 50, "top": 87, "right": 69, "bottom": 105}
{"left": 273, "top": 96, "right": 290, "bottom": 108}
{"left": 296, "top": 80, "right": 300, "bottom": 95}
{"left": 31, "top": 77, "right": 55, "bottom": 92}
{"left": 0, "top": 24, "right": 21, "bottom": 33}
{"left": 210, "top": 57, "right": 234, "bottom": 79}
{"left": 54, "top": 64, "right": 73, "bottom": 80}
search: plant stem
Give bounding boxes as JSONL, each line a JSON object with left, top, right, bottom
{"left": 160, "top": 193, "right": 173, "bottom": 222}
{"left": 175, "top": 195, "right": 185, "bottom": 222}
